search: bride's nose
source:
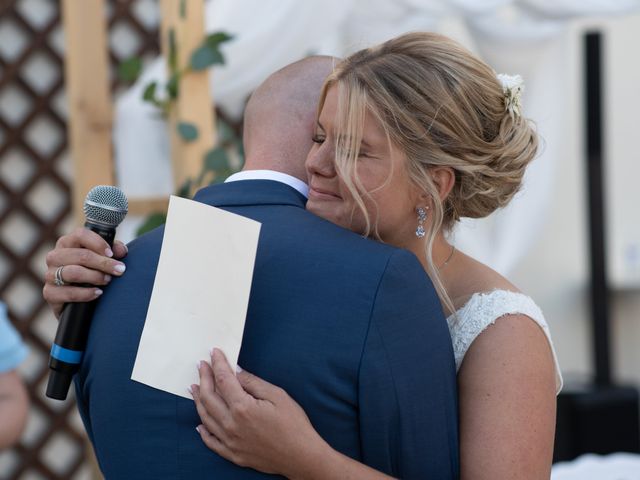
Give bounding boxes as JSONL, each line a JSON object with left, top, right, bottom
{"left": 306, "top": 142, "right": 336, "bottom": 178}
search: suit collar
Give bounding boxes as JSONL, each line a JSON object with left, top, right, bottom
{"left": 192, "top": 180, "right": 307, "bottom": 209}
{"left": 225, "top": 170, "right": 309, "bottom": 198}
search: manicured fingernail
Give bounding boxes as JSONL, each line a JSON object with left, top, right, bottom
{"left": 187, "top": 385, "right": 193, "bottom": 395}
{"left": 235, "top": 365, "right": 243, "bottom": 374}
{"left": 94, "top": 289, "right": 103, "bottom": 297}
{"left": 196, "top": 425, "right": 201, "bottom": 434}
{"left": 113, "top": 264, "right": 126, "bottom": 274}
{"left": 105, "top": 248, "right": 113, "bottom": 257}
{"left": 197, "top": 361, "right": 203, "bottom": 371}
{"left": 123, "top": 244, "right": 128, "bottom": 254}
{"left": 209, "top": 347, "right": 215, "bottom": 357}
{"left": 104, "top": 275, "right": 112, "bottom": 283}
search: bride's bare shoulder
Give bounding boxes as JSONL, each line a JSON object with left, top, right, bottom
{"left": 446, "top": 249, "right": 521, "bottom": 310}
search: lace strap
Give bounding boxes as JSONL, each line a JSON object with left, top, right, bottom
{"left": 447, "top": 290, "right": 563, "bottom": 393}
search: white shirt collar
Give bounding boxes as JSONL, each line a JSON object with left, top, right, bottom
{"left": 225, "top": 170, "right": 309, "bottom": 198}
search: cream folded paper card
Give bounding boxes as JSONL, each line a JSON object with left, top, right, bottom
{"left": 131, "top": 195, "right": 261, "bottom": 399}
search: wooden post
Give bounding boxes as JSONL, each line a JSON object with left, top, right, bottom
{"left": 61, "top": 0, "right": 115, "bottom": 223}
{"left": 127, "top": 197, "right": 170, "bottom": 216}
{"left": 160, "top": 0, "right": 216, "bottom": 196}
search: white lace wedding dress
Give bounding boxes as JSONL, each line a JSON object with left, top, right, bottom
{"left": 446, "top": 289, "right": 563, "bottom": 393}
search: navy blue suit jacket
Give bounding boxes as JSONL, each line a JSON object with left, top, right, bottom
{"left": 75, "top": 180, "right": 459, "bottom": 479}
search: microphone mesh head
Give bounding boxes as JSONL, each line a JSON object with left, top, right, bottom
{"left": 83, "top": 185, "right": 129, "bottom": 227}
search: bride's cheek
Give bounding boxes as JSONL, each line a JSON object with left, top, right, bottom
{"left": 332, "top": 207, "right": 353, "bottom": 231}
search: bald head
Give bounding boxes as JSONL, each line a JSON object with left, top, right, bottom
{"left": 242, "top": 55, "right": 336, "bottom": 181}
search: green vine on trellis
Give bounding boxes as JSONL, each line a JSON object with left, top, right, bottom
{"left": 118, "top": 24, "right": 242, "bottom": 236}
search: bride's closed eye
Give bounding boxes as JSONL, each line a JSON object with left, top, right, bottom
{"left": 311, "top": 134, "right": 325, "bottom": 144}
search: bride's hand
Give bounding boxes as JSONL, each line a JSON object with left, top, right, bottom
{"left": 191, "top": 349, "right": 332, "bottom": 478}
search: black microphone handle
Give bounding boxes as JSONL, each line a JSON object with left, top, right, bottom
{"left": 46, "top": 222, "right": 116, "bottom": 400}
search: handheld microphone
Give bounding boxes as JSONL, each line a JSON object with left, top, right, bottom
{"left": 46, "top": 185, "right": 128, "bottom": 400}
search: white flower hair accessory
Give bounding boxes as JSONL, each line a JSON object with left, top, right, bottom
{"left": 496, "top": 73, "right": 524, "bottom": 119}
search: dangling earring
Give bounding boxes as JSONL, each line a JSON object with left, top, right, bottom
{"left": 416, "top": 206, "right": 428, "bottom": 238}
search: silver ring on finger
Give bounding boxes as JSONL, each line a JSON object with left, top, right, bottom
{"left": 54, "top": 265, "right": 67, "bottom": 287}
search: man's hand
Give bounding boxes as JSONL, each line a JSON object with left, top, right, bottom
{"left": 43, "top": 228, "right": 128, "bottom": 318}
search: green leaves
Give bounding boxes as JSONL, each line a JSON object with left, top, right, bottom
{"left": 204, "top": 147, "right": 229, "bottom": 171}
{"left": 200, "top": 147, "right": 233, "bottom": 184}
{"left": 117, "top": 57, "right": 143, "bottom": 83}
{"left": 135, "top": 212, "right": 167, "bottom": 237}
{"left": 168, "top": 28, "right": 178, "bottom": 74}
{"left": 135, "top": 30, "right": 240, "bottom": 238}
{"left": 167, "top": 72, "right": 180, "bottom": 99}
{"left": 190, "top": 32, "right": 233, "bottom": 71}
{"left": 216, "top": 117, "right": 245, "bottom": 166}
{"left": 190, "top": 46, "right": 223, "bottom": 71}
{"left": 206, "top": 32, "right": 234, "bottom": 47}
{"left": 177, "top": 122, "right": 199, "bottom": 142}
{"left": 141, "top": 81, "right": 169, "bottom": 114}
{"left": 177, "top": 178, "right": 192, "bottom": 199}
{"left": 216, "top": 117, "right": 236, "bottom": 144}
{"left": 140, "top": 30, "right": 233, "bottom": 116}
{"left": 141, "top": 81, "right": 161, "bottom": 109}
{"left": 142, "top": 81, "right": 157, "bottom": 101}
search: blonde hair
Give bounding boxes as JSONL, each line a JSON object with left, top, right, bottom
{"left": 318, "top": 32, "right": 539, "bottom": 312}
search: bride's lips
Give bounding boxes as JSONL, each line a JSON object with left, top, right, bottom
{"left": 309, "top": 185, "right": 342, "bottom": 201}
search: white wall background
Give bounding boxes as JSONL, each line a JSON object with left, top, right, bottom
{"left": 508, "top": 14, "right": 640, "bottom": 386}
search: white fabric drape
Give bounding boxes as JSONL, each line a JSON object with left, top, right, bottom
{"left": 113, "top": 0, "right": 639, "bottom": 275}
{"left": 115, "top": 0, "right": 355, "bottom": 201}
{"left": 551, "top": 453, "right": 640, "bottom": 479}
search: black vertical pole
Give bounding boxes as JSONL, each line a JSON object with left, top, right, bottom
{"left": 584, "top": 31, "right": 611, "bottom": 387}
{"left": 553, "top": 31, "right": 639, "bottom": 463}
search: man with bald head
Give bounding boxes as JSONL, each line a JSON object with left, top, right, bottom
{"left": 44, "top": 56, "right": 458, "bottom": 478}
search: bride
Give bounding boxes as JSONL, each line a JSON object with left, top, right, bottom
{"left": 190, "top": 32, "right": 562, "bottom": 479}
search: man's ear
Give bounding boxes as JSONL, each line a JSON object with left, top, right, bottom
{"left": 429, "top": 166, "right": 456, "bottom": 202}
